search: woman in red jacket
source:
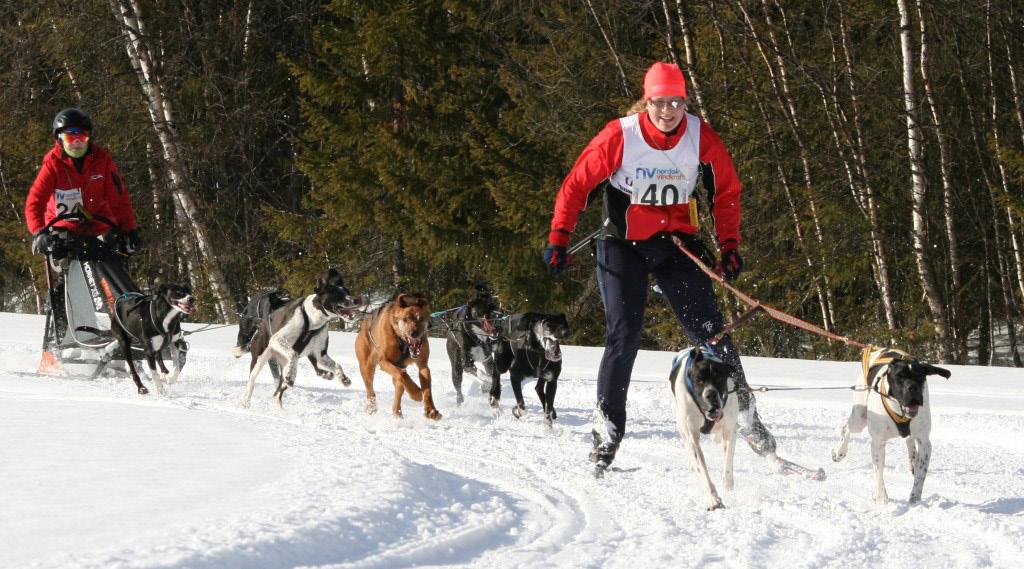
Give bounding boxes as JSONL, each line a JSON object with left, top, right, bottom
{"left": 543, "top": 62, "right": 775, "bottom": 471}
{"left": 25, "top": 108, "right": 143, "bottom": 348}
{"left": 25, "top": 108, "right": 141, "bottom": 253}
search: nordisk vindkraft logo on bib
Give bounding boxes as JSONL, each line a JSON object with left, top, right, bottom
{"left": 635, "top": 167, "right": 684, "bottom": 181}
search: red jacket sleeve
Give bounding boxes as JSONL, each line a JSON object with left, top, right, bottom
{"left": 105, "top": 157, "right": 138, "bottom": 232}
{"left": 548, "top": 119, "right": 624, "bottom": 247}
{"left": 699, "top": 122, "right": 742, "bottom": 247}
{"left": 24, "top": 160, "right": 55, "bottom": 234}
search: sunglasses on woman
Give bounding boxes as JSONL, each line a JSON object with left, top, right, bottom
{"left": 647, "top": 98, "right": 685, "bottom": 110}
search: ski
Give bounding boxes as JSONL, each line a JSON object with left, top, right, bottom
{"left": 772, "top": 454, "right": 826, "bottom": 481}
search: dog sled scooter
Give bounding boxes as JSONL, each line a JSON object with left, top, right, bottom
{"left": 35, "top": 211, "right": 147, "bottom": 378}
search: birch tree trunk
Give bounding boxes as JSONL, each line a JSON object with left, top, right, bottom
{"left": 984, "top": 3, "right": 1022, "bottom": 365}
{"left": 916, "top": 0, "right": 963, "bottom": 358}
{"left": 583, "top": 0, "right": 632, "bottom": 99}
{"left": 896, "top": 0, "right": 952, "bottom": 360}
{"left": 108, "top": 0, "right": 234, "bottom": 322}
{"left": 658, "top": 0, "right": 680, "bottom": 66}
{"left": 674, "top": 0, "right": 709, "bottom": 122}
{"left": 735, "top": 0, "right": 834, "bottom": 331}
{"left": 831, "top": 2, "right": 898, "bottom": 331}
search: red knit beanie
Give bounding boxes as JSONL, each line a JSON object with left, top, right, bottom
{"left": 643, "top": 62, "right": 687, "bottom": 99}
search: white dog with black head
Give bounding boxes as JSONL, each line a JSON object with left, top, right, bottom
{"left": 831, "top": 347, "right": 951, "bottom": 504}
{"left": 669, "top": 345, "right": 739, "bottom": 511}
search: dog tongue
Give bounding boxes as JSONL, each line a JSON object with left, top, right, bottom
{"left": 407, "top": 337, "right": 422, "bottom": 358}
{"left": 905, "top": 404, "right": 920, "bottom": 417}
{"left": 482, "top": 315, "right": 496, "bottom": 336}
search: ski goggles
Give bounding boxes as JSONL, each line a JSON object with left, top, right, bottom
{"left": 59, "top": 129, "right": 90, "bottom": 143}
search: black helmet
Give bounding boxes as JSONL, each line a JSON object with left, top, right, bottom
{"left": 52, "top": 108, "right": 92, "bottom": 137}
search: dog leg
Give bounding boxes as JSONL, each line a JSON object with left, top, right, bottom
{"left": 273, "top": 355, "right": 298, "bottom": 409}
{"left": 684, "top": 427, "right": 723, "bottom": 510}
{"left": 391, "top": 378, "right": 405, "bottom": 418}
{"left": 125, "top": 351, "right": 149, "bottom": 395}
{"left": 509, "top": 371, "right": 528, "bottom": 418}
{"left": 145, "top": 351, "right": 166, "bottom": 395}
{"left": 378, "top": 361, "right": 423, "bottom": 402}
{"left": 908, "top": 437, "right": 931, "bottom": 503}
{"left": 419, "top": 365, "right": 441, "bottom": 421}
{"left": 451, "top": 357, "right": 465, "bottom": 405}
{"left": 832, "top": 403, "right": 866, "bottom": 462}
{"left": 722, "top": 423, "right": 737, "bottom": 492}
{"left": 311, "top": 351, "right": 351, "bottom": 387}
{"left": 538, "top": 373, "right": 558, "bottom": 425}
{"left": 241, "top": 345, "right": 276, "bottom": 408}
{"left": 871, "top": 436, "right": 889, "bottom": 504}
{"left": 358, "top": 357, "right": 378, "bottom": 414}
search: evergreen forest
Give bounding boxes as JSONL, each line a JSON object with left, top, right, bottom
{"left": 2, "top": 0, "right": 1023, "bottom": 365}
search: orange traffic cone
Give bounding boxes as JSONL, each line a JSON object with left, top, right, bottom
{"left": 37, "top": 351, "right": 63, "bottom": 376}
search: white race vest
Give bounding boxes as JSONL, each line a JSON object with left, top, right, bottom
{"left": 609, "top": 113, "right": 701, "bottom": 206}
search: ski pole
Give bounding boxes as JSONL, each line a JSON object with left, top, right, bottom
{"left": 568, "top": 227, "right": 602, "bottom": 255}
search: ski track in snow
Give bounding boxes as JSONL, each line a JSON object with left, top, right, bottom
{"left": 1, "top": 312, "right": 1023, "bottom": 568}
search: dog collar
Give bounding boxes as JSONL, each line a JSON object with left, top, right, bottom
{"left": 863, "top": 347, "right": 913, "bottom": 437}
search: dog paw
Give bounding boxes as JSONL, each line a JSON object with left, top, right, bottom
{"left": 365, "top": 400, "right": 378, "bottom": 415}
{"left": 316, "top": 369, "right": 334, "bottom": 381}
{"left": 706, "top": 498, "right": 724, "bottom": 511}
{"left": 425, "top": 408, "right": 442, "bottom": 421}
{"left": 138, "top": 385, "right": 149, "bottom": 395}
{"left": 831, "top": 448, "right": 847, "bottom": 463}
{"left": 455, "top": 392, "right": 464, "bottom": 406}
{"left": 512, "top": 405, "right": 526, "bottom": 419}
{"left": 339, "top": 374, "right": 351, "bottom": 387}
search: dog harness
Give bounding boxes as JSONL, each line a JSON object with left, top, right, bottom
{"left": 862, "top": 346, "right": 913, "bottom": 438}
{"left": 671, "top": 346, "right": 729, "bottom": 434}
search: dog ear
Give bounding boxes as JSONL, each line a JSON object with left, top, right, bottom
{"left": 920, "top": 363, "right": 951, "bottom": 379}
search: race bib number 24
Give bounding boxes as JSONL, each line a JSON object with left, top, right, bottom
{"left": 55, "top": 188, "right": 84, "bottom": 216}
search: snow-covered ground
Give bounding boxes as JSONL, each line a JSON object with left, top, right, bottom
{"left": 2, "top": 311, "right": 1023, "bottom": 569}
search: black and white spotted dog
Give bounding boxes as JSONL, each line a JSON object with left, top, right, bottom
{"left": 231, "top": 288, "right": 292, "bottom": 358}
{"left": 240, "top": 268, "right": 364, "bottom": 409}
{"left": 831, "top": 347, "right": 950, "bottom": 504}
{"left": 492, "top": 312, "right": 570, "bottom": 425}
{"left": 111, "top": 284, "right": 196, "bottom": 395}
{"left": 668, "top": 345, "right": 738, "bottom": 511}
{"left": 446, "top": 285, "right": 503, "bottom": 405}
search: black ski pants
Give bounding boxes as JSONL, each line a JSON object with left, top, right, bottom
{"left": 594, "top": 234, "right": 774, "bottom": 454}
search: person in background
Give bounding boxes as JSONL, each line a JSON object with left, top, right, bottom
{"left": 542, "top": 62, "right": 776, "bottom": 471}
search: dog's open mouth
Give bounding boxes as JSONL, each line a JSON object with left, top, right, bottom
{"left": 173, "top": 299, "right": 196, "bottom": 314}
{"left": 481, "top": 315, "right": 497, "bottom": 338}
{"left": 904, "top": 404, "right": 920, "bottom": 418}
{"left": 405, "top": 335, "right": 423, "bottom": 359}
{"left": 543, "top": 338, "right": 562, "bottom": 362}
{"left": 333, "top": 296, "right": 367, "bottom": 320}
{"left": 706, "top": 408, "right": 723, "bottom": 422}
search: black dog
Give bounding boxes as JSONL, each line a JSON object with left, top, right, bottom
{"left": 111, "top": 284, "right": 196, "bottom": 395}
{"left": 241, "top": 268, "right": 364, "bottom": 409}
{"left": 445, "top": 285, "right": 502, "bottom": 405}
{"left": 231, "top": 288, "right": 292, "bottom": 358}
{"left": 492, "top": 312, "right": 570, "bottom": 425}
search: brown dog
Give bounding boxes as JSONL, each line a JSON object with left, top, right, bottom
{"left": 354, "top": 293, "right": 441, "bottom": 420}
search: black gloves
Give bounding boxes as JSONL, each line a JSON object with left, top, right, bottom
{"left": 125, "top": 230, "right": 143, "bottom": 255}
{"left": 717, "top": 241, "right": 743, "bottom": 281}
{"left": 31, "top": 231, "right": 52, "bottom": 256}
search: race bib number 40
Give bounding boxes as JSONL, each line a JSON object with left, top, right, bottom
{"left": 54, "top": 188, "right": 84, "bottom": 216}
{"left": 630, "top": 166, "right": 693, "bottom": 206}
